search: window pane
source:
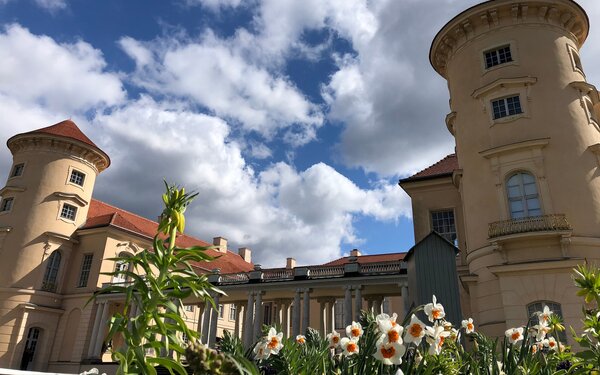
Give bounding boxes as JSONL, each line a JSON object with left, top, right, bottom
{"left": 510, "top": 200, "right": 524, "bottom": 212}
{"left": 507, "top": 186, "right": 521, "bottom": 198}
{"left": 526, "top": 197, "right": 540, "bottom": 210}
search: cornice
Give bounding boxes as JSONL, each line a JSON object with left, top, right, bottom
{"left": 479, "top": 137, "right": 550, "bottom": 158}
{"left": 7, "top": 134, "right": 110, "bottom": 173}
{"left": 472, "top": 76, "right": 537, "bottom": 99}
{"left": 0, "top": 186, "right": 26, "bottom": 196}
{"left": 53, "top": 191, "right": 89, "bottom": 206}
{"left": 430, "top": 0, "right": 589, "bottom": 78}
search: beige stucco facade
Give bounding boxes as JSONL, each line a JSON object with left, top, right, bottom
{"left": 402, "top": 0, "right": 600, "bottom": 339}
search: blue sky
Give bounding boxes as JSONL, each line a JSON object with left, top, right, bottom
{"left": 1, "top": 0, "right": 600, "bottom": 267}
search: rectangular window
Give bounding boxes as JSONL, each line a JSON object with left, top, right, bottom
{"left": 69, "top": 170, "right": 86, "bottom": 187}
{"left": 492, "top": 96, "right": 522, "bottom": 120}
{"left": 484, "top": 45, "right": 512, "bottom": 69}
{"left": 229, "top": 305, "right": 237, "bottom": 321}
{"left": 11, "top": 163, "right": 24, "bottom": 178}
{"left": 60, "top": 203, "right": 77, "bottom": 221}
{"left": 431, "top": 210, "right": 457, "bottom": 245}
{"left": 0, "top": 197, "right": 14, "bottom": 212}
{"left": 184, "top": 305, "right": 194, "bottom": 312}
{"left": 77, "top": 254, "right": 93, "bottom": 287}
{"left": 218, "top": 304, "right": 224, "bottom": 319}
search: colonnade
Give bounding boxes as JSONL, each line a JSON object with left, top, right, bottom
{"left": 86, "top": 284, "right": 410, "bottom": 356}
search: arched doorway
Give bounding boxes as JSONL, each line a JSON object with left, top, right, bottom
{"left": 20, "top": 327, "right": 41, "bottom": 370}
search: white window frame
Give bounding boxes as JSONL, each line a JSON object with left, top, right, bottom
{"left": 9, "top": 163, "right": 25, "bottom": 179}
{"left": 184, "top": 305, "right": 194, "bottom": 312}
{"left": 481, "top": 41, "right": 519, "bottom": 73}
{"left": 0, "top": 197, "right": 14, "bottom": 213}
{"left": 491, "top": 95, "right": 523, "bottom": 120}
{"left": 218, "top": 304, "right": 224, "bottom": 319}
{"left": 77, "top": 253, "right": 94, "bottom": 288}
{"left": 41, "top": 251, "right": 61, "bottom": 293}
{"left": 229, "top": 304, "right": 237, "bottom": 321}
{"left": 506, "top": 172, "right": 542, "bottom": 219}
{"left": 59, "top": 203, "right": 78, "bottom": 222}
{"left": 430, "top": 209, "right": 458, "bottom": 245}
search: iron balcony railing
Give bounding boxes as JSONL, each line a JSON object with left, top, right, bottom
{"left": 488, "top": 214, "right": 571, "bottom": 239}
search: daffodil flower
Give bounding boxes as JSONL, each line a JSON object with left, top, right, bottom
{"left": 426, "top": 323, "right": 450, "bottom": 355}
{"left": 253, "top": 341, "right": 270, "bottom": 360}
{"left": 327, "top": 330, "right": 341, "bottom": 349}
{"left": 461, "top": 318, "right": 475, "bottom": 334}
{"left": 373, "top": 337, "right": 406, "bottom": 365}
{"left": 265, "top": 327, "right": 283, "bottom": 355}
{"left": 404, "top": 314, "right": 426, "bottom": 346}
{"left": 295, "top": 335, "right": 306, "bottom": 345}
{"left": 346, "top": 321, "right": 363, "bottom": 339}
{"left": 340, "top": 337, "right": 359, "bottom": 356}
{"left": 505, "top": 327, "right": 524, "bottom": 344}
{"left": 538, "top": 305, "right": 553, "bottom": 324}
{"left": 424, "top": 295, "right": 446, "bottom": 322}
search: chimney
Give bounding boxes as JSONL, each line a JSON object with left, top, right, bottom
{"left": 212, "top": 237, "right": 228, "bottom": 253}
{"left": 350, "top": 248, "right": 361, "bottom": 257}
{"left": 286, "top": 257, "right": 296, "bottom": 269}
{"left": 238, "top": 247, "right": 252, "bottom": 263}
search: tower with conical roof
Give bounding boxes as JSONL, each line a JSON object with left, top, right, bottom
{"left": 0, "top": 120, "right": 109, "bottom": 368}
{"left": 425, "top": 0, "right": 599, "bottom": 337}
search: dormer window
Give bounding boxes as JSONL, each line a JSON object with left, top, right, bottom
{"left": 69, "top": 170, "right": 85, "bottom": 187}
{"left": 10, "top": 163, "right": 24, "bottom": 178}
{"left": 492, "top": 95, "right": 522, "bottom": 120}
{"left": 484, "top": 45, "right": 512, "bottom": 69}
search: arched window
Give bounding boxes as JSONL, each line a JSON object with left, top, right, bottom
{"left": 112, "top": 253, "right": 131, "bottom": 284}
{"left": 20, "top": 327, "right": 41, "bottom": 370}
{"left": 506, "top": 172, "right": 542, "bottom": 219}
{"left": 527, "top": 301, "right": 568, "bottom": 343}
{"left": 41, "top": 251, "right": 61, "bottom": 292}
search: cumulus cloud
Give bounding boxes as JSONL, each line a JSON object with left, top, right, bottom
{"left": 119, "top": 33, "right": 323, "bottom": 146}
{"left": 0, "top": 24, "right": 125, "bottom": 113}
{"left": 89, "top": 96, "right": 409, "bottom": 267}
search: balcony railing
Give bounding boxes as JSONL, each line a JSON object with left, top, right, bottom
{"left": 360, "top": 261, "right": 405, "bottom": 275}
{"left": 488, "top": 214, "right": 572, "bottom": 239}
{"left": 262, "top": 269, "right": 294, "bottom": 281}
{"left": 307, "top": 265, "right": 345, "bottom": 278}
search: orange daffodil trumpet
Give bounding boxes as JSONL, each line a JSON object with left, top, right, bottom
{"left": 295, "top": 335, "right": 306, "bottom": 345}
{"left": 425, "top": 323, "right": 451, "bottom": 355}
{"left": 373, "top": 340, "right": 406, "bottom": 365}
{"left": 424, "top": 295, "right": 445, "bottom": 322}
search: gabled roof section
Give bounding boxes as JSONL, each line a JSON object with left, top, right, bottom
{"left": 81, "top": 199, "right": 254, "bottom": 274}
{"left": 403, "top": 231, "right": 459, "bottom": 262}
{"left": 399, "top": 153, "right": 458, "bottom": 183}
{"left": 323, "top": 252, "right": 406, "bottom": 266}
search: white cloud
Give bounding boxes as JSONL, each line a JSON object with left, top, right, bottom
{"left": 89, "top": 97, "right": 409, "bottom": 267}
{"left": 0, "top": 24, "right": 125, "bottom": 113}
{"left": 119, "top": 32, "right": 323, "bottom": 145}
{"left": 184, "top": 0, "right": 244, "bottom": 11}
{"left": 34, "top": 0, "right": 67, "bottom": 12}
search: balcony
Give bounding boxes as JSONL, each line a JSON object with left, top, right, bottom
{"left": 488, "top": 214, "right": 572, "bottom": 239}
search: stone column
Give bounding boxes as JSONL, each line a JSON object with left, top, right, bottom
{"left": 354, "top": 286, "right": 362, "bottom": 322}
{"left": 319, "top": 300, "right": 327, "bottom": 335}
{"left": 196, "top": 303, "right": 205, "bottom": 334}
{"left": 292, "top": 289, "right": 301, "bottom": 337}
{"left": 367, "top": 298, "right": 374, "bottom": 313}
{"left": 208, "top": 294, "right": 220, "bottom": 347}
{"left": 92, "top": 301, "right": 110, "bottom": 357}
{"left": 234, "top": 303, "right": 242, "bottom": 339}
{"left": 244, "top": 292, "right": 255, "bottom": 348}
{"left": 253, "top": 291, "right": 263, "bottom": 341}
{"left": 302, "top": 289, "right": 311, "bottom": 334}
{"left": 87, "top": 300, "right": 106, "bottom": 358}
{"left": 373, "top": 296, "right": 382, "bottom": 315}
{"left": 401, "top": 285, "right": 410, "bottom": 315}
{"left": 281, "top": 300, "right": 290, "bottom": 338}
{"left": 201, "top": 302, "right": 211, "bottom": 344}
{"left": 327, "top": 299, "right": 335, "bottom": 333}
{"left": 344, "top": 286, "right": 353, "bottom": 327}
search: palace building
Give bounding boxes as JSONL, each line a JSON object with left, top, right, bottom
{"left": 0, "top": 0, "right": 598, "bottom": 373}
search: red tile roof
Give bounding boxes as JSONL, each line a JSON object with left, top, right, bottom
{"left": 323, "top": 252, "right": 406, "bottom": 266}
{"left": 81, "top": 199, "right": 254, "bottom": 274}
{"left": 400, "top": 153, "right": 458, "bottom": 183}
{"left": 24, "top": 120, "right": 99, "bottom": 148}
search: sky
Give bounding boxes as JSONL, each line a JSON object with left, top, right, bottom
{"left": 1, "top": 0, "right": 600, "bottom": 268}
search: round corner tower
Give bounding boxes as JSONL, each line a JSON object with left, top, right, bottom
{"left": 0, "top": 119, "right": 109, "bottom": 294}
{"left": 430, "top": 0, "right": 600, "bottom": 337}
